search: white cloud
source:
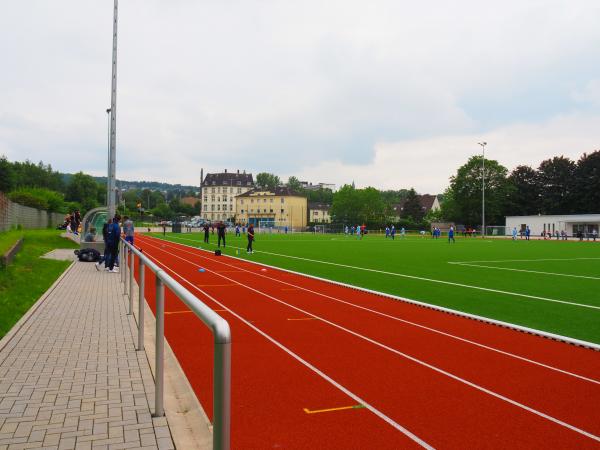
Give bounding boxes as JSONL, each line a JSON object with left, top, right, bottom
{"left": 290, "top": 113, "right": 600, "bottom": 193}
{"left": 1, "top": 0, "right": 600, "bottom": 191}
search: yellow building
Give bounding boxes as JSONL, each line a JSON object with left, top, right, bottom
{"left": 236, "top": 187, "right": 307, "bottom": 229}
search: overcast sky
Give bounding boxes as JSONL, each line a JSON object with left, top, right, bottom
{"left": 1, "top": 1, "right": 599, "bottom": 193}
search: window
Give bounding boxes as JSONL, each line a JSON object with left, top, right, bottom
{"left": 230, "top": 188, "right": 233, "bottom": 193}
{"left": 211, "top": 187, "right": 215, "bottom": 193}
{"left": 211, "top": 205, "right": 215, "bottom": 211}
{"left": 223, "top": 195, "right": 227, "bottom": 202}
{"left": 250, "top": 208, "right": 254, "bottom": 213}
{"left": 217, "top": 196, "right": 220, "bottom": 202}
{"left": 230, "top": 205, "right": 233, "bottom": 211}
{"left": 251, "top": 199, "right": 254, "bottom": 203}
{"left": 281, "top": 198, "right": 285, "bottom": 203}
{"left": 203, "top": 196, "right": 207, "bottom": 202}
{"left": 270, "top": 198, "right": 273, "bottom": 203}
{"left": 281, "top": 209, "right": 284, "bottom": 213}
{"left": 237, "top": 188, "right": 241, "bottom": 193}
{"left": 217, "top": 204, "right": 221, "bottom": 211}
{"left": 263, "top": 199, "right": 267, "bottom": 203}
{"left": 203, "top": 205, "right": 207, "bottom": 211}
{"left": 211, "top": 195, "right": 215, "bottom": 201}
{"left": 270, "top": 209, "right": 273, "bottom": 213}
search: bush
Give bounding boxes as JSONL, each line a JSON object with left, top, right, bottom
{"left": 8, "top": 188, "right": 67, "bottom": 213}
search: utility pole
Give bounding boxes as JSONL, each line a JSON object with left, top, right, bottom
{"left": 107, "top": 0, "right": 119, "bottom": 219}
{"left": 478, "top": 142, "right": 487, "bottom": 238}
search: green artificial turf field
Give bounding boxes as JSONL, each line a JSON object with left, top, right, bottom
{"left": 149, "top": 231, "right": 600, "bottom": 344}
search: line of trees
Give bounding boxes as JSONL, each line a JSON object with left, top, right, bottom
{"left": 441, "top": 150, "right": 600, "bottom": 227}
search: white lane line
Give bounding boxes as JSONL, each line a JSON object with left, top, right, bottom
{"left": 157, "top": 235, "right": 600, "bottom": 311}
{"left": 144, "top": 236, "right": 600, "bottom": 385}
{"left": 137, "top": 242, "right": 433, "bottom": 449}
{"left": 449, "top": 262, "right": 600, "bottom": 281}
{"left": 140, "top": 237, "right": 600, "bottom": 443}
{"left": 449, "top": 257, "right": 600, "bottom": 264}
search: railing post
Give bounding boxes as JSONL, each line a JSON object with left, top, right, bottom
{"left": 129, "top": 247, "right": 134, "bottom": 314}
{"left": 121, "top": 241, "right": 126, "bottom": 284}
{"left": 123, "top": 245, "right": 128, "bottom": 294}
{"left": 138, "top": 259, "right": 145, "bottom": 351}
{"left": 213, "top": 341, "right": 231, "bottom": 450}
{"left": 155, "top": 274, "right": 165, "bottom": 417}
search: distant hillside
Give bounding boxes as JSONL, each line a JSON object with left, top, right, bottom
{"left": 62, "top": 173, "right": 198, "bottom": 192}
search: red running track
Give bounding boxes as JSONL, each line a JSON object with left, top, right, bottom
{"left": 132, "top": 235, "right": 600, "bottom": 449}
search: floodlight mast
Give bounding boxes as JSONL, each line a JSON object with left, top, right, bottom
{"left": 107, "top": 0, "right": 118, "bottom": 219}
{"left": 478, "top": 142, "right": 487, "bottom": 238}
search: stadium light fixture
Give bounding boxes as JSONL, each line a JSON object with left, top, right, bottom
{"left": 478, "top": 142, "right": 487, "bottom": 237}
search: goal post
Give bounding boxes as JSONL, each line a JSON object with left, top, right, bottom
{"left": 485, "top": 225, "right": 509, "bottom": 236}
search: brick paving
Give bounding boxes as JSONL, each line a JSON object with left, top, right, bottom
{"left": 0, "top": 261, "right": 175, "bottom": 450}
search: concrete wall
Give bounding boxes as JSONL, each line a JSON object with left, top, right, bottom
{"left": 0, "top": 192, "right": 65, "bottom": 232}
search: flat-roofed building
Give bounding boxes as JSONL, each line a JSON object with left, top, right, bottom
{"left": 505, "top": 214, "right": 600, "bottom": 237}
{"left": 236, "top": 187, "right": 307, "bottom": 229}
{"left": 201, "top": 170, "right": 254, "bottom": 222}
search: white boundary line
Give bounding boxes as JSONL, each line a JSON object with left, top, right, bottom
{"left": 449, "top": 257, "right": 600, "bottom": 264}
{"left": 139, "top": 237, "right": 600, "bottom": 443}
{"left": 140, "top": 236, "right": 600, "bottom": 385}
{"left": 449, "top": 262, "right": 600, "bottom": 281}
{"left": 145, "top": 233, "right": 600, "bottom": 351}
{"left": 137, "top": 242, "right": 434, "bottom": 449}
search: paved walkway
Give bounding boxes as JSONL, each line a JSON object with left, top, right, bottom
{"left": 0, "top": 260, "right": 176, "bottom": 450}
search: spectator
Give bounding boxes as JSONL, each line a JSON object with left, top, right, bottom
{"left": 123, "top": 216, "right": 135, "bottom": 245}
{"left": 84, "top": 227, "right": 96, "bottom": 243}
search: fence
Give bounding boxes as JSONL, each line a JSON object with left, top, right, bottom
{"left": 0, "top": 192, "right": 65, "bottom": 232}
{"left": 119, "top": 238, "right": 232, "bottom": 450}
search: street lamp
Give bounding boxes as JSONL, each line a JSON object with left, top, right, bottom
{"left": 478, "top": 142, "right": 487, "bottom": 238}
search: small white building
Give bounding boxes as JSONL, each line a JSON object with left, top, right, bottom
{"left": 505, "top": 214, "right": 600, "bottom": 237}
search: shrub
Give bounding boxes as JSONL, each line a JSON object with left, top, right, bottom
{"left": 8, "top": 188, "right": 66, "bottom": 212}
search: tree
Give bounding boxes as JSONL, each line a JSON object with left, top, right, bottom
{"left": 537, "top": 156, "right": 576, "bottom": 214}
{"left": 573, "top": 150, "right": 600, "bottom": 213}
{"left": 330, "top": 184, "right": 361, "bottom": 224}
{"left": 256, "top": 172, "right": 281, "bottom": 190}
{"left": 446, "top": 155, "right": 512, "bottom": 227}
{"left": 65, "top": 172, "right": 100, "bottom": 212}
{"left": 402, "top": 188, "right": 424, "bottom": 222}
{"left": 306, "top": 188, "right": 334, "bottom": 204}
{"left": 0, "top": 156, "right": 15, "bottom": 192}
{"left": 506, "top": 165, "right": 540, "bottom": 216}
{"left": 287, "top": 176, "right": 303, "bottom": 192}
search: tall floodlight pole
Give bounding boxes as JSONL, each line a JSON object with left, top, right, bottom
{"left": 478, "top": 142, "right": 487, "bottom": 238}
{"left": 107, "top": 0, "right": 119, "bottom": 219}
{"left": 106, "top": 108, "right": 111, "bottom": 207}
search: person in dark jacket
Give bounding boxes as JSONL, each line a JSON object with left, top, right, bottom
{"left": 203, "top": 223, "right": 210, "bottom": 243}
{"left": 95, "top": 220, "right": 111, "bottom": 270}
{"left": 217, "top": 221, "right": 226, "bottom": 247}
{"left": 106, "top": 215, "right": 121, "bottom": 272}
{"left": 247, "top": 224, "right": 255, "bottom": 253}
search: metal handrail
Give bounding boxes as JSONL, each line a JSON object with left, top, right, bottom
{"left": 119, "top": 238, "right": 231, "bottom": 450}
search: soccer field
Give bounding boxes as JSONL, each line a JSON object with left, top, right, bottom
{"left": 149, "top": 231, "right": 600, "bottom": 344}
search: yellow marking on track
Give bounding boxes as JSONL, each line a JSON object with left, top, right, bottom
{"left": 303, "top": 404, "right": 365, "bottom": 414}
{"left": 165, "top": 310, "right": 193, "bottom": 315}
{"left": 287, "top": 317, "right": 317, "bottom": 321}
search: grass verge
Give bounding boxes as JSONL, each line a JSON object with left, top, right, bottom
{"left": 0, "top": 230, "right": 78, "bottom": 338}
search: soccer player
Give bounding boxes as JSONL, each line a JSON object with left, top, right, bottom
{"left": 512, "top": 227, "right": 518, "bottom": 240}
{"left": 123, "top": 216, "right": 135, "bottom": 245}
{"left": 525, "top": 226, "right": 531, "bottom": 241}
{"left": 385, "top": 226, "right": 390, "bottom": 238}
{"left": 400, "top": 227, "right": 405, "bottom": 238}
{"left": 391, "top": 225, "right": 396, "bottom": 240}
{"left": 448, "top": 225, "right": 455, "bottom": 243}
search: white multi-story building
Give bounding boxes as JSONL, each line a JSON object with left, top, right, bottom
{"left": 200, "top": 170, "right": 254, "bottom": 222}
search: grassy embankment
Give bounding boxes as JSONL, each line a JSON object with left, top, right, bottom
{"left": 0, "top": 230, "right": 78, "bottom": 338}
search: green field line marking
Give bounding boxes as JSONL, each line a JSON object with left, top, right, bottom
{"left": 450, "top": 262, "right": 600, "bottom": 280}
{"left": 161, "top": 235, "right": 600, "bottom": 311}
